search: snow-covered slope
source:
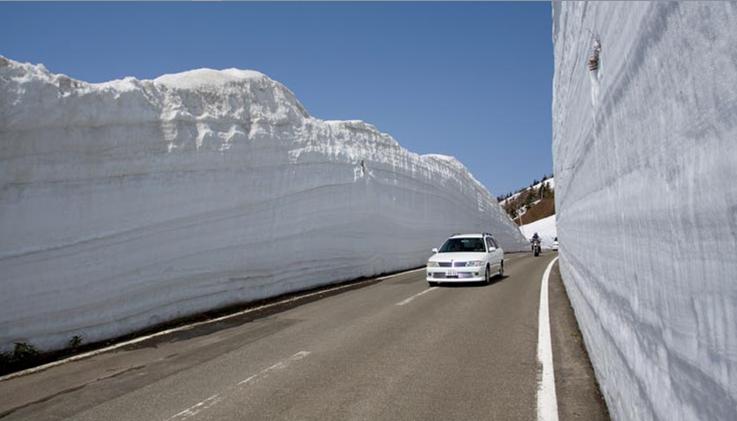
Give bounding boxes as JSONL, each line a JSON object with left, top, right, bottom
{"left": 499, "top": 177, "right": 554, "bottom": 207}
{"left": 553, "top": 3, "right": 737, "bottom": 420}
{"left": 519, "top": 214, "right": 556, "bottom": 250}
{"left": 499, "top": 176, "right": 555, "bottom": 228}
{"left": 0, "top": 56, "right": 527, "bottom": 352}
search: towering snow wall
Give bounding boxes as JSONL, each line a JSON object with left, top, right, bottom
{"left": 0, "top": 57, "right": 527, "bottom": 352}
{"left": 553, "top": 3, "right": 737, "bottom": 420}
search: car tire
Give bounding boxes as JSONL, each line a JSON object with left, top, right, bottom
{"left": 499, "top": 260, "right": 504, "bottom": 277}
{"left": 428, "top": 281, "right": 437, "bottom": 287}
{"left": 484, "top": 266, "right": 491, "bottom": 285}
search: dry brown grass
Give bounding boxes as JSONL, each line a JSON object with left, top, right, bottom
{"left": 502, "top": 187, "right": 556, "bottom": 226}
{"left": 517, "top": 197, "right": 555, "bottom": 225}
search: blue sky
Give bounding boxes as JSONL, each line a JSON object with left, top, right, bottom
{"left": 0, "top": 2, "right": 552, "bottom": 196}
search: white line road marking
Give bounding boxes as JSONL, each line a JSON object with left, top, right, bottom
{"left": 0, "top": 267, "right": 423, "bottom": 382}
{"left": 238, "top": 351, "right": 310, "bottom": 385}
{"left": 166, "top": 394, "right": 223, "bottom": 421}
{"left": 537, "top": 256, "right": 560, "bottom": 421}
{"left": 396, "top": 287, "right": 438, "bottom": 306}
{"left": 166, "top": 351, "right": 310, "bottom": 421}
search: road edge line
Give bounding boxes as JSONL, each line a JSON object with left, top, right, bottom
{"left": 537, "top": 256, "right": 560, "bottom": 421}
{"left": 0, "top": 268, "right": 424, "bottom": 382}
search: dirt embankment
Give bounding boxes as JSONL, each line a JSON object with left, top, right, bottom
{"left": 501, "top": 184, "right": 555, "bottom": 226}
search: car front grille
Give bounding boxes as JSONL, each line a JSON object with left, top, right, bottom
{"left": 437, "top": 262, "right": 468, "bottom": 267}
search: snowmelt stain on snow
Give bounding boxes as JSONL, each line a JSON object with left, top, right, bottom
{"left": 0, "top": 57, "right": 527, "bottom": 352}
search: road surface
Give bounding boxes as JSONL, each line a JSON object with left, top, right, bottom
{"left": 0, "top": 253, "right": 607, "bottom": 420}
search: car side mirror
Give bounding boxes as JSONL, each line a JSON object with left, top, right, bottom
{"left": 488, "top": 247, "right": 496, "bottom": 252}
{"left": 432, "top": 248, "right": 439, "bottom": 254}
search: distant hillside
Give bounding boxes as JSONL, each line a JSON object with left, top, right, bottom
{"left": 497, "top": 175, "right": 554, "bottom": 226}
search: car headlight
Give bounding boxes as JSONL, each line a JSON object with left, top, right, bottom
{"left": 427, "top": 261, "right": 439, "bottom": 267}
{"left": 465, "top": 261, "right": 484, "bottom": 267}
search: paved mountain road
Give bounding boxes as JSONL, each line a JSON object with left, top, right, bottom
{"left": 0, "top": 253, "right": 607, "bottom": 420}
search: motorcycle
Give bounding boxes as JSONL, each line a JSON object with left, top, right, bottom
{"left": 531, "top": 239, "right": 541, "bottom": 257}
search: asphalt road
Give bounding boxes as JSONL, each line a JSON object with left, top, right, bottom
{"left": 0, "top": 252, "right": 607, "bottom": 421}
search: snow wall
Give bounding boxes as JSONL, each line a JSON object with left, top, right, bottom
{"left": 0, "top": 57, "right": 527, "bottom": 352}
{"left": 553, "top": 3, "right": 737, "bottom": 420}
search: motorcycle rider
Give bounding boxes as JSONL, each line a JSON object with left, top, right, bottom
{"left": 531, "top": 232, "right": 540, "bottom": 244}
{"left": 531, "top": 232, "right": 541, "bottom": 254}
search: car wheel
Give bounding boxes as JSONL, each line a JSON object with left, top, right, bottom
{"left": 484, "top": 266, "right": 491, "bottom": 285}
{"left": 499, "top": 260, "right": 504, "bottom": 277}
{"left": 428, "top": 281, "right": 437, "bottom": 287}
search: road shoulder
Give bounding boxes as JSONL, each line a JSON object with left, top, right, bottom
{"left": 548, "top": 258, "right": 610, "bottom": 420}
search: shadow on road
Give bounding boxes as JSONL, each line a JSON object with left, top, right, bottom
{"left": 435, "top": 275, "right": 508, "bottom": 288}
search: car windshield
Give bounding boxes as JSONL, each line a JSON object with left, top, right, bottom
{"left": 438, "top": 238, "right": 486, "bottom": 253}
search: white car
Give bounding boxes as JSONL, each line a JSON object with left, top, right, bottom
{"left": 552, "top": 237, "right": 559, "bottom": 251}
{"left": 426, "top": 233, "right": 504, "bottom": 286}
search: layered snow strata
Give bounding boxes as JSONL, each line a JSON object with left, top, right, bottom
{"left": 553, "top": 3, "right": 737, "bottom": 420}
{"left": 0, "top": 57, "right": 527, "bottom": 351}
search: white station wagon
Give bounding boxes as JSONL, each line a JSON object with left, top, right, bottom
{"left": 426, "top": 233, "right": 504, "bottom": 286}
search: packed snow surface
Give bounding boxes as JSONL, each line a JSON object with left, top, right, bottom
{"left": 553, "top": 3, "right": 737, "bottom": 420}
{"left": 519, "top": 214, "right": 556, "bottom": 250}
{"left": 0, "top": 56, "right": 527, "bottom": 351}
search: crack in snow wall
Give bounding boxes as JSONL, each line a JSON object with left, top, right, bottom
{"left": 0, "top": 57, "right": 527, "bottom": 351}
{"left": 553, "top": 3, "right": 737, "bottom": 420}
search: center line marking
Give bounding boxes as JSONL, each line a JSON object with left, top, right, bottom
{"left": 165, "top": 351, "right": 310, "bottom": 421}
{"left": 537, "top": 256, "right": 559, "bottom": 421}
{"left": 396, "top": 287, "right": 438, "bottom": 306}
{"left": 166, "top": 394, "right": 223, "bottom": 421}
{"left": 238, "top": 351, "right": 310, "bottom": 385}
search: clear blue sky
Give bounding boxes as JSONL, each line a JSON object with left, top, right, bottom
{"left": 0, "top": 2, "right": 552, "bottom": 196}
